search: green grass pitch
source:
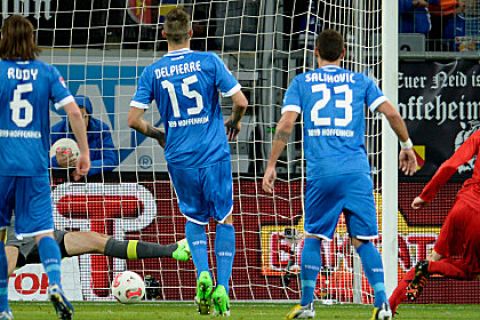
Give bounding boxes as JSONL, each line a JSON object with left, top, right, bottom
{"left": 9, "top": 302, "right": 480, "bottom": 319}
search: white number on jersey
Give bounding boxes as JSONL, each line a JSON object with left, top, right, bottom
{"left": 10, "top": 83, "right": 34, "bottom": 127}
{"left": 311, "top": 84, "right": 353, "bottom": 127}
{"left": 161, "top": 75, "right": 204, "bottom": 118}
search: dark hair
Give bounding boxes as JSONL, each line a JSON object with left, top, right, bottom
{"left": 315, "top": 29, "right": 344, "bottom": 62}
{"left": 0, "top": 15, "right": 40, "bottom": 60}
{"left": 163, "top": 8, "right": 191, "bottom": 44}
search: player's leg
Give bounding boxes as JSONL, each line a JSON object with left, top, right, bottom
{"left": 63, "top": 231, "right": 190, "bottom": 261}
{"left": 407, "top": 199, "right": 475, "bottom": 302}
{"left": 168, "top": 164, "right": 212, "bottom": 314}
{"left": 16, "top": 176, "right": 73, "bottom": 320}
{"left": 5, "top": 221, "right": 24, "bottom": 276}
{"left": 206, "top": 161, "right": 235, "bottom": 316}
{"left": 0, "top": 176, "right": 15, "bottom": 318}
{"left": 0, "top": 229, "right": 12, "bottom": 320}
{"left": 389, "top": 249, "right": 444, "bottom": 315}
{"left": 344, "top": 173, "right": 391, "bottom": 320}
{"left": 5, "top": 246, "right": 19, "bottom": 276}
{"left": 287, "top": 177, "right": 343, "bottom": 319}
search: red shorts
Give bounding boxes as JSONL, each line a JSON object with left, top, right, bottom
{"left": 434, "top": 198, "right": 480, "bottom": 278}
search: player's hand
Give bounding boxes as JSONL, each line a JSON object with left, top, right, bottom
{"left": 262, "top": 166, "right": 277, "bottom": 194}
{"left": 72, "top": 153, "right": 90, "bottom": 181}
{"left": 225, "top": 118, "right": 241, "bottom": 141}
{"left": 411, "top": 196, "right": 427, "bottom": 209}
{"left": 399, "top": 148, "right": 417, "bottom": 176}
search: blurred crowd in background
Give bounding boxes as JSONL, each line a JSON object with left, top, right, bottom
{"left": 399, "top": 0, "right": 480, "bottom": 52}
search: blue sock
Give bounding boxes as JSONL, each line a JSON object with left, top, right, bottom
{"left": 356, "top": 241, "right": 387, "bottom": 308}
{"left": 215, "top": 224, "right": 235, "bottom": 292}
{"left": 300, "top": 238, "right": 321, "bottom": 306}
{"left": 0, "top": 242, "right": 9, "bottom": 312}
{"left": 185, "top": 221, "right": 210, "bottom": 277}
{"left": 38, "top": 236, "right": 62, "bottom": 287}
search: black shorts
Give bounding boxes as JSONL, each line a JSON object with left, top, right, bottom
{"left": 6, "top": 226, "right": 68, "bottom": 268}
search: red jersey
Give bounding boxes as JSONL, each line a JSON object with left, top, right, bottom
{"left": 420, "top": 130, "right": 480, "bottom": 203}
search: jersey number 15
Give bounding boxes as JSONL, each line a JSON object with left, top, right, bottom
{"left": 161, "top": 75, "right": 204, "bottom": 118}
{"left": 311, "top": 84, "right": 352, "bottom": 127}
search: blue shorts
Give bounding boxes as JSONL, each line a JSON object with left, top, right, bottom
{"left": 0, "top": 175, "right": 54, "bottom": 237}
{"left": 304, "top": 173, "right": 378, "bottom": 240}
{"left": 168, "top": 160, "right": 233, "bottom": 225}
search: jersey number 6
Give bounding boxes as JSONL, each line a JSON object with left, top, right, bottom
{"left": 311, "top": 84, "right": 352, "bottom": 127}
{"left": 10, "top": 83, "right": 34, "bottom": 128}
{"left": 161, "top": 75, "right": 204, "bottom": 118}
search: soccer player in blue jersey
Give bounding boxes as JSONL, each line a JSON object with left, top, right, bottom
{"left": 128, "top": 8, "right": 248, "bottom": 316}
{"left": 263, "top": 30, "right": 417, "bottom": 320}
{"left": 0, "top": 15, "right": 90, "bottom": 320}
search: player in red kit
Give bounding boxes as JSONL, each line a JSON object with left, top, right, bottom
{"left": 389, "top": 130, "right": 480, "bottom": 316}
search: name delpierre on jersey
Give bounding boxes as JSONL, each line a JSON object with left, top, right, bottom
{"left": 282, "top": 65, "right": 387, "bottom": 179}
{"left": 131, "top": 48, "right": 241, "bottom": 168}
{"left": 0, "top": 60, "right": 74, "bottom": 176}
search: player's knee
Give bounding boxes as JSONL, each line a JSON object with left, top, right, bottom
{"left": 89, "top": 232, "right": 110, "bottom": 253}
{"left": 219, "top": 214, "right": 233, "bottom": 225}
{"left": 34, "top": 232, "right": 54, "bottom": 243}
{"left": 351, "top": 237, "right": 369, "bottom": 249}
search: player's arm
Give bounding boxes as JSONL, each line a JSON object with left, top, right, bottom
{"left": 211, "top": 53, "right": 249, "bottom": 140}
{"left": 376, "top": 101, "right": 417, "bottom": 176}
{"left": 128, "top": 67, "right": 165, "bottom": 147}
{"left": 225, "top": 91, "right": 248, "bottom": 141}
{"left": 413, "top": 132, "right": 480, "bottom": 208}
{"left": 127, "top": 109, "right": 166, "bottom": 148}
{"left": 63, "top": 102, "right": 90, "bottom": 180}
{"left": 262, "top": 111, "right": 299, "bottom": 194}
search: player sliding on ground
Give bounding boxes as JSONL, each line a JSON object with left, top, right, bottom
{"left": 389, "top": 129, "right": 480, "bottom": 317}
{"left": 0, "top": 15, "right": 90, "bottom": 320}
{"left": 4, "top": 221, "right": 190, "bottom": 276}
{"left": 128, "top": 8, "right": 248, "bottom": 316}
{"left": 262, "top": 30, "right": 417, "bottom": 320}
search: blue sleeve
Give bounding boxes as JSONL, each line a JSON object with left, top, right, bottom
{"left": 49, "top": 66, "right": 74, "bottom": 110}
{"left": 282, "top": 76, "right": 302, "bottom": 114}
{"left": 130, "top": 66, "right": 154, "bottom": 109}
{"left": 365, "top": 76, "right": 388, "bottom": 112}
{"left": 212, "top": 54, "right": 241, "bottom": 97}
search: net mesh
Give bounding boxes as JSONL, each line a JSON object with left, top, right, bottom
{"left": 7, "top": 0, "right": 476, "bottom": 305}
{"left": 1, "top": 0, "right": 384, "bottom": 303}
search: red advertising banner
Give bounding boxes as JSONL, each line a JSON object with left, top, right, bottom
{"left": 48, "top": 176, "right": 479, "bottom": 303}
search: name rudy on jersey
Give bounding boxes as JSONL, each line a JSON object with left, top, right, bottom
{"left": 7, "top": 67, "right": 38, "bottom": 81}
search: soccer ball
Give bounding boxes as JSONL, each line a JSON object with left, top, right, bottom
{"left": 111, "top": 271, "right": 145, "bottom": 304}
{"left": 50, "top": 138, "right": 80, "bottom": 158}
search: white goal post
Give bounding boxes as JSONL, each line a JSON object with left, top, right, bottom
{"left": 381, "top": 0, "right": 399, "bottom": 296}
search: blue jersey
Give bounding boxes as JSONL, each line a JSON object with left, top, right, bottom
{"left": 282, "top": 65, "right": 387, "bottom": 179}
{"left": 131, "top": 48, "right": 241, "bottom": 168}
{"left": 0, "top": 60, "right": 73, "bottom": 176}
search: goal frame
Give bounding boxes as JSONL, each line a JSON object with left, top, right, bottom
{"left": 381, "top": 0, "right": 399, "bottom": 296}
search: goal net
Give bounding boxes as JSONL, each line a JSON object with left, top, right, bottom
{"left": 3, "top": 0, "right": 390, "bottom": 303}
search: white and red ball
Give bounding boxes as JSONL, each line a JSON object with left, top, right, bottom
{"left": 111, "top": 271, "right": 145, "bottom": 304}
